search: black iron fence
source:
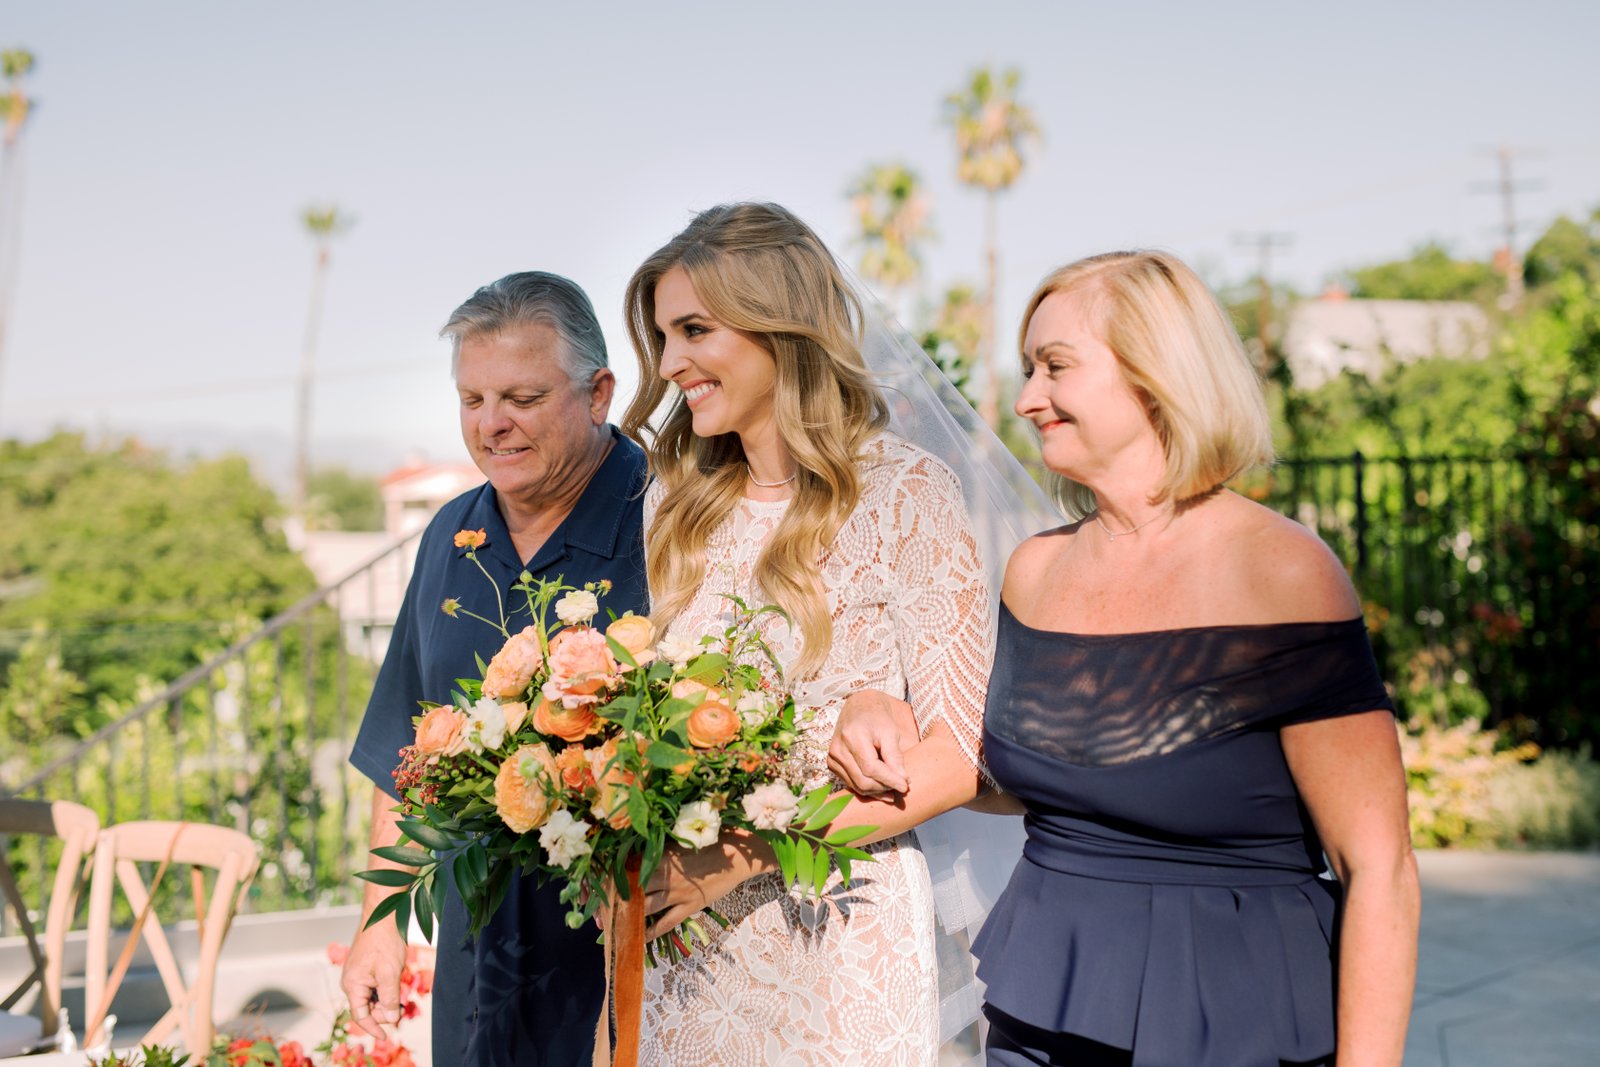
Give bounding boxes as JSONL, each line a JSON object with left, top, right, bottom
{"left": 1253, "top": 451, "right": 1599, "bottom": 746}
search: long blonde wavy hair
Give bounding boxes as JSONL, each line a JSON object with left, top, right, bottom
{"left": 621, "top": 203, "right": 889, "bottom": 677}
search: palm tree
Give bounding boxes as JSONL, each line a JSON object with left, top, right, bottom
{"left": 293, "top": 204, "right": 353, "bottom": 527}
{"left": 848, "top": 163, "right": 933, "bottom": 321}
{"left": 944, "top": 67, "right": 1039, "bottom": 428}
{"left": 0, "top": 48, "right": 37, "bottom": 425}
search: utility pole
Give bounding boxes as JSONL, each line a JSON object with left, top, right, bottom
{"left": 1233, "top": 232, "right": 1293, "bottom": 374}
{"left": 1472, "top": 146, "right": 1543, "bottom": 309}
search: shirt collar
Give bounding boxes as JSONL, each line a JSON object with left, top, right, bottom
{"left": 472, "top": 427, "right": 645, "bottom": 570}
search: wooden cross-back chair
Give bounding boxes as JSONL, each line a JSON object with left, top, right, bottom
{"left": 82, "top": 820, "right": 259, "bottom": 1058}
{"left": 0, "top": 797, "right": 99, "bottom": 1057}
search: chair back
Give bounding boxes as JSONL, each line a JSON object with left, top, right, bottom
{"left": 82, "top": 821, "right": 259, "bottom": 1057}
{"left": 0, "top": 798, "right": 99, "bottom": 1039}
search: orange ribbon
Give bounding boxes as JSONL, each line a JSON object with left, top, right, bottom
{"left": 594, "top": 856, "right": 646, "bottom": 1067}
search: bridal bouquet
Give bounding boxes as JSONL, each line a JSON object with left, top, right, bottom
{"left": 360, "top": 529, "right": 874, "bottom": 965}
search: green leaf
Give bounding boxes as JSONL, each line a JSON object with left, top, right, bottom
{"left": 837, "top": 855, "right": 853, "bottom": 886}
{"left": 370, "top": 844, "right": 432, "bottom": 867}
{"left": 770, "top": 835, "right": 796, "bottom": 888}
{"left": 683, "top": 653, "right": 730, "bottom": 679}
{"left": 363, "top": 890, "right": 406, "bottom": 934}
{"left": 604, "top": 633, "right": 638, "bottom": 669}
{"left": 627, "top": 787, "right": 649, "bottom": 833}
{"left": 469, "top": 841, "right": 490, "bottom": 885}
{"left": 398, "top": 820, "right": 456, "bottom": 851}
{"left": 415, "top": 881, "right": 435, "bottom": 943}
{"left": 793, "top": 785, "right": 830, "bottom": 827}
{"left": 812, "top": 848, "right": 831, "bottom": 896}
{"left": 452, "top": 851, "right": 480, "bottom": 899}
{"left": 801, "top": 793, "right": 851, "bottom": 832}
{"left": 821, "top": 824, "right": 874, "bottom": 846}
{"left": 355, "top": 868, "right": 418, "bottom": 888}
{"left": 475, "top": 652, "right": 489, "bottom": 675}
{"left": 645, "top": 740, "right": 693, "bottom": 769}
{"left": 794, "top": 839, "right": 814, "bottom": 891}
{"left": 832, "top": 845, "right": 873, "bottom": 863}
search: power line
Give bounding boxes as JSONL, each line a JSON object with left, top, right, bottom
{"left": 1469, "top": 146, "right": 1545, "bottom": 308}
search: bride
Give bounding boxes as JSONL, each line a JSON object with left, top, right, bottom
{"left": 620, "top": 201, "right": 998, "bottom": 1065}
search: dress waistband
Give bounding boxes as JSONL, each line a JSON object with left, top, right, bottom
{"left": 1021, "top": 836, "right": 1327, "bottom": 888}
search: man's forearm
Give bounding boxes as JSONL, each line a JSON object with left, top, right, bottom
{"left": 360, "top": 788, "right": 414, "bottom": 923}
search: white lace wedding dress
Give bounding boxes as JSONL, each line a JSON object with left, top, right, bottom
{"left": 638, "top": 434, "right": 995, "bottom": 1066}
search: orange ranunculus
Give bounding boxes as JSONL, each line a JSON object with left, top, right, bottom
{"left": 494, "top": 743, "right": 557, "bottom": 833}
{"left": 541, "top": 628, "right": 620, "bottom": 708}
{"left": 278, "top": 1041, "right": 311, "bottom": 1067}
{"left": 605, "top": 614, "right": 657, "bottom": 666}
{"left": 676, "top": 681, "right": 740, "bottom": 749}
{"left": 735, "top": 749, "right": 763, "bottom": 773}
{"left": 532, "top": 696, "right": 600, "bottom": 743}
{"left": 553, "top": 744, "right": 595, "bottom": 791}
{"left": 453, "top": 528, "right": 487, "bottom": 549}
{"left": 414, "top": 705, "right": 468, "bottom": 761}
{"left": 481, "top": 626, "right": 542, "bottom": 700}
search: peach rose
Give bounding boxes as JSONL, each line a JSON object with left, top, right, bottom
{"left": 541, "top": 628, "right": 620, "bottom": 708}
{"left": 494, "top": 743, "right": 557, "bottom": 833}
{"left": 414, "top": 705, "right": 468, "bottom": 761}
{"left": 676, "top": 681, "right": 739, "bottom": 749}
{"left": 605, "top": 614, "right": 656, "bottom": 666}
{"left": 587, "top": 738, "right": 641, "bottom": 830}
{"left": 532, "top": 696, "right": 600, "bottom": 743}
{"left": 553, "top": 745, "right": 595, "bottom": 792}
{"left": 500, "top": 701, "right": 530, "bottom": 735}
{"left": 482, "top": 627, "right": 543, "bottom": 700}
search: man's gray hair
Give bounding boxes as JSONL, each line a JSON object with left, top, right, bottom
{"left": 442, "top": 271, "right": 608, "bottom": 381}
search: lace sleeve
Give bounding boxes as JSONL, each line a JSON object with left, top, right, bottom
{"left": 642, "top": 476, "right": 664, "bottom": 536}
{"left": 885, "top": 453, "right": 996, "bottom": 778}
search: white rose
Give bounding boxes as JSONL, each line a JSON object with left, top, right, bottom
{"left": 738, "top": 782, "right": 800, "bottom": 832}
{"left": 655, "top": 633, "right": 699, "bottom": 668}
{"left": 538, "top": 809, "right": 594, "bottom": 869}
{"left": 671, "top": 800, "right": 722, "bottom": 850}
{"left": 555, "top": 590, "right": 600, "bottom": 626}
{"left": 736, "top": 690, "right": 773, "bottom": 729}
{"left": 465, "top": 696, "right": 508, "bottom": 752}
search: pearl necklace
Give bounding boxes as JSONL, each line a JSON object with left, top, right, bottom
{"left": 1092, "top": 509, "right": 1168, "bottom": 542}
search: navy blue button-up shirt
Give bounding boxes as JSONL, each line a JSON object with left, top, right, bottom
{"left": 351, "top": 430, "right": 647, "bottom": 1067}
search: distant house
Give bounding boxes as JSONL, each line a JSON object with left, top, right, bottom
{"left": 1282, "top": 292, "right": 1491, "bottom": 389}
{"left": 298, "top": 460, "right": 484, "bottom": 660}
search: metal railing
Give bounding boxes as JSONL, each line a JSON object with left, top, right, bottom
{"left": 1, "top": 529, "right": 423, "bottom": 930}
{"left": 1256, "top": 451, "right": 1598, "bottom": 744}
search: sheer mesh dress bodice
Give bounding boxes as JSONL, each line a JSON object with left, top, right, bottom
{"left": 972, "top": 605, "right": 1394, "bottom": 1067}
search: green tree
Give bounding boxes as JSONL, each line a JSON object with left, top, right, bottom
{"left": 1522, "top": 207, "right": 1600, "bottom": 291}
{"left": 918, "top": 283, "right": 983, "bottom": 402}
{"left": 1345, "top": 241, "right": 1500, "bottom": 304}
{"left": 944, "top": 67, "right": 1040, "bottom": 430}
{"left": 0, "top": 433, "right": 317, "bottom": 709}
{"left": 307, "top": 465, "right": 385, "bottom": 531}
{"left": 293, "top": 204, "right": 354, "bottom": 524}
{"left": 847, "top": 163, "right": 933, "bottom": 319}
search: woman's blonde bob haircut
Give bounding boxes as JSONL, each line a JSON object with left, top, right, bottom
{"left": 621, "top": 202, "right": 889, "bottom": 676}
{"left": 1019, "top": 250, "right": 1274, "bottom": 519}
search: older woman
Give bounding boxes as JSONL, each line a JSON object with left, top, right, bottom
{"left": 837, "top": 250, "right": 1418, "bottom": 1066}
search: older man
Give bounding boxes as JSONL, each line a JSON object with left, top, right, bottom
{"left": 342, "top": 272, "right": 646, "bottom": 1066}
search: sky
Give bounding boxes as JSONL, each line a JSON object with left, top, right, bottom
{"left": 2, "top": 0, "right": 1598, "bottom": 480}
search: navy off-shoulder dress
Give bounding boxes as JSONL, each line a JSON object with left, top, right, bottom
{"left": 972, "top": 605, "right": 1394, "bottom": 1067}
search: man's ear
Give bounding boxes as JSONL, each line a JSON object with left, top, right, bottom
{"left": 587, "top": 369, "right": 616, "bottom": 423}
